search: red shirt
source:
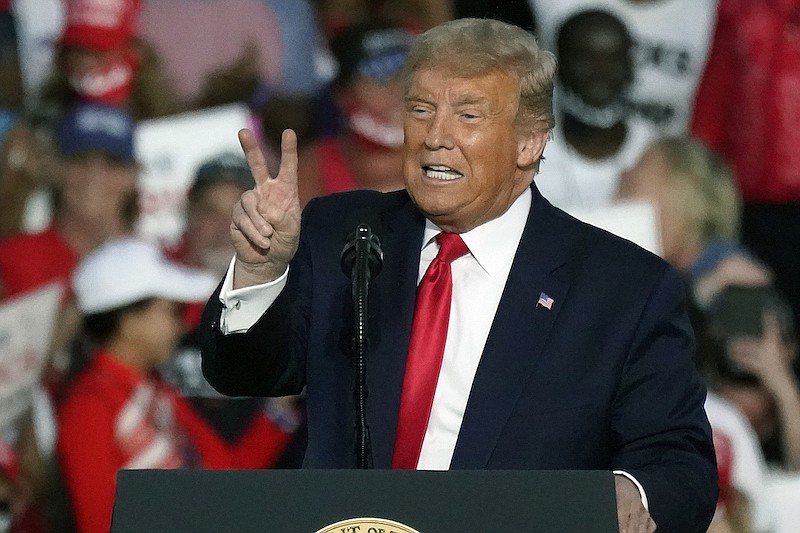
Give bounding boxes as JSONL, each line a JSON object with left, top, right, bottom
{"left": 316, "top": 137, "right": 359, "bottom": 195}
{"left": 0, "top": 227, "right": 79, "bottom": 301}
{"left": 692, "top": 0, "right": 800, "bottom": 203}
{"left": 57, "top": 352, "right": 273, "bottom": 533}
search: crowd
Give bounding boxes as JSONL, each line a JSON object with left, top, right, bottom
{"left": 0, "top": 0, "right": 798, "bottom": 532}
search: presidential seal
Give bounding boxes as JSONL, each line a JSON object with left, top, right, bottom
{"left": 315, "top": 517, "right": 421, "bottom": 533}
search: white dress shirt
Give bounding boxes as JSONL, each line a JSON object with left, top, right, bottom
{"left": 217, "top": 188, "right": 646, "bottom": 506}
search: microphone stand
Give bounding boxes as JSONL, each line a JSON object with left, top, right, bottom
{"left": 341, "top": 224, "right": 382, "bottom": 469}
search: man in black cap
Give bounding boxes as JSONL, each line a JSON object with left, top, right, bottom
{"left": 296, "top": 20, "right": 415, "bottom": 206}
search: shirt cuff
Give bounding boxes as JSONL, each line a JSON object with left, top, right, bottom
{"left": 218, "top": 256, "right": 289, "bottom": 334}
{"left": 613, "top": 470, "right": 649, "bottom": 511}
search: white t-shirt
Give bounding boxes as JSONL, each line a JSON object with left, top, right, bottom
{"left": 705, "top": 391, "right": 774, "bottom": 533}
{"left": 534, "top": 117, "right": 657, "bottom": 212}
{"left": 528, "top": 0, "right": 718, "bottom": 134}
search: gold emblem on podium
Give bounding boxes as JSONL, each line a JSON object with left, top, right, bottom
{"left": 316, "top": 517, "right": 421, "bottom": 533}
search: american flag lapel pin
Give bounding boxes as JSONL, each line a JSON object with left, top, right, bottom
{"left": 537, "top": 292, "right": 554, "bottom": 310}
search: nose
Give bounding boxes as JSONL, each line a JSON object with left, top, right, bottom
{"left": 424, "top": 112, "right": 454, "bottom": 150}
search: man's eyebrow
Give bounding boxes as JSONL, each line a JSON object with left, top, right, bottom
{"left": 405, "top": 94, "right": 490, "bottom": 106}
{"left": 405, "top": 94, "right": 433, "bottom": 104}
{"left": 453, "top": 95, "right": 489, "bottom": 106}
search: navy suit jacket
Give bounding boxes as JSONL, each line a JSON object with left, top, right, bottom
{"left": 201, "top": 184, "right": 717, "bottom": 532}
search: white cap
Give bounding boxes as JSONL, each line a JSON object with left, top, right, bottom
{"left": 73, "top": 237, "right": 219, "bottom": 314}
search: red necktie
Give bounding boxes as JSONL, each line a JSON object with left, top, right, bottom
{"left": 392, "top": 232, "right": 470, "bottom": 469}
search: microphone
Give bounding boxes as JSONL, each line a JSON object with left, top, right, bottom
{"left": 340, "top": 224, "right": 383, "bottom": 280}
{"left": 340, "top": 223, "right": 382, "bottom": 469}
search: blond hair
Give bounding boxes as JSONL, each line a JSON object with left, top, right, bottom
{"left": 657, "top": 136, "right": 740, "bottom": 243}
{"left": 403, "top": 18, "right": 556, "bottom": 132}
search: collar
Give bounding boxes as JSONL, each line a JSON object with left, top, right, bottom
{"left": 422, "top": 188, "right": 532, "bottom": 278}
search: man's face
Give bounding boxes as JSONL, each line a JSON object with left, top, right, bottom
{"left": 342, "top": 74, "right": 405, "bottom": 128}
{"left": 558, "top": 25, "right": 632, "bottom": 107}
{"left": 402, "top": 67, "right": 546, "bottom": 233}
{"left": 61, "top": 151, "right": 137, "bottom": 225}
{"left": 186, "top": 181, "right": 246, "bottom": 275}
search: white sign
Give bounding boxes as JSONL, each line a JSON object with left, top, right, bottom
{"left": 134, "top": 104, "right": 252, "bottom": 246}
{"left": 0, "top": 283, "right": 62, "bottom": 429}
{"left": 12, "top": 0, "right": 65, "bottom": 105}
{"left": 567, "top": 200, "right": 662, "bottom": 257}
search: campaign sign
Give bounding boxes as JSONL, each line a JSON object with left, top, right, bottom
{"left": 134, "top": 103, "right": 252, "bottom": 246}
{"left": 0, "top": 283, "right": 62, "bottom": 429}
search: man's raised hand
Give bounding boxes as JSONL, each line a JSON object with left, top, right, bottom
{"left": 230, "top": 128, "right": 301, "bottom": 288}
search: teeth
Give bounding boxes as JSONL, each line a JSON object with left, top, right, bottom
{"left": 424, "top": 165, "right": 463, "bottom": 181}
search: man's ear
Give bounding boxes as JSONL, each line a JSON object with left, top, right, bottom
{"left": 517, "top": 129, "right": 549, "bottom": 170}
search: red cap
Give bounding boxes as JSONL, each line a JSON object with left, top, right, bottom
{"left": 61, "top": 0, "right": 140, "bottom": 51}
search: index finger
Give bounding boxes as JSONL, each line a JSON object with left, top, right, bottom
{"left": 238, "top": 128, "right": 271, "bottom": 190}
{"left": 275, "top": 128, "right": 299, "bottom": 187}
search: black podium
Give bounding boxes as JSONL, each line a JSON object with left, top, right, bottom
{"left": 111, "top": 469, "right": 618, "bottom": 532}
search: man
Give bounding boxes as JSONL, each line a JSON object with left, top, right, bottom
{"left": 161, "top": 152, "right": 303, "bottom": 469}
{"left": 201, "top": 18, "right": 717, "bottom": 533}
{"left": 0, "top": 102, "right": 138, "bottom": 301}
{"left": 534, "top": 9, "right": 656, "bottom": 211}
{"left": 296, "top": 20, "right": 414, "bottom": 205}
{"left": 528, "top": 0, "right": 718, "bottom": 135}
{"left": 0, "top": 103, "right": 139, "bottom": 403}
{"left": 176, "top": 152, "right": 258, "bottom": 281}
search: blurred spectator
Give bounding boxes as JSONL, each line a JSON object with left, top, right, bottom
{"left": 0, "top": 103, "right": 138, "bottom": 303}
{"left": 171, "top": 153, "right": 255, "bottom": 281}
{"left": 42, "top": 0, "right": 180, "bottom": 121}
{"left": 691, "top": 0, "right": 800, "bottom": 339}
{"left": 705, "top": 390, "right": 775, "bottom": 533}
{"left": 535, "top": 10, "right": 656, "bottom": 211}
{"left": 528, "top": 0, "right": 719, "bottom": 135}
{"left": 59, "top": 237, "right": 227, "bottom": 533}
{"left": 703, "top": 285, "right": 800, "bottom": 474}
{"left": 0, "top": 10, "right": 58, "bottom": 241}
{"left": 298, "top": 21, "right": 412, "bottom": 205}
{"left": 160, "top": 153, "right": 303, "bottom": 468}
{"left": 616, "top": 136, "right": 772, "bottom": 308}
{"left": 0, "top": 103, "right": 139, "bottom": 414}
{"left": 0, "top": 119, "right": 58, "bottom": 240}
{"left": 0, "top": 7, "right": 31, "bottom": 239}
{"left": 618, "top": 136, "right": 779, "bottom": 531}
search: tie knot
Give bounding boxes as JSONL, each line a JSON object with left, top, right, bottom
{"left": 435, "top": 232, "right": 469, "bottom": 264}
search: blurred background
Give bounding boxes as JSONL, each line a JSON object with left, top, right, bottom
{"left": 0, "top": 1, "right": 798, "bottom": 532}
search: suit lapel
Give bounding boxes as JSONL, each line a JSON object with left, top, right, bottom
{"left": 366, "top": 195, "right": 425, "bottom": 468}
{"left": 450, "top": 186, "right": 585, "bottom": 469}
